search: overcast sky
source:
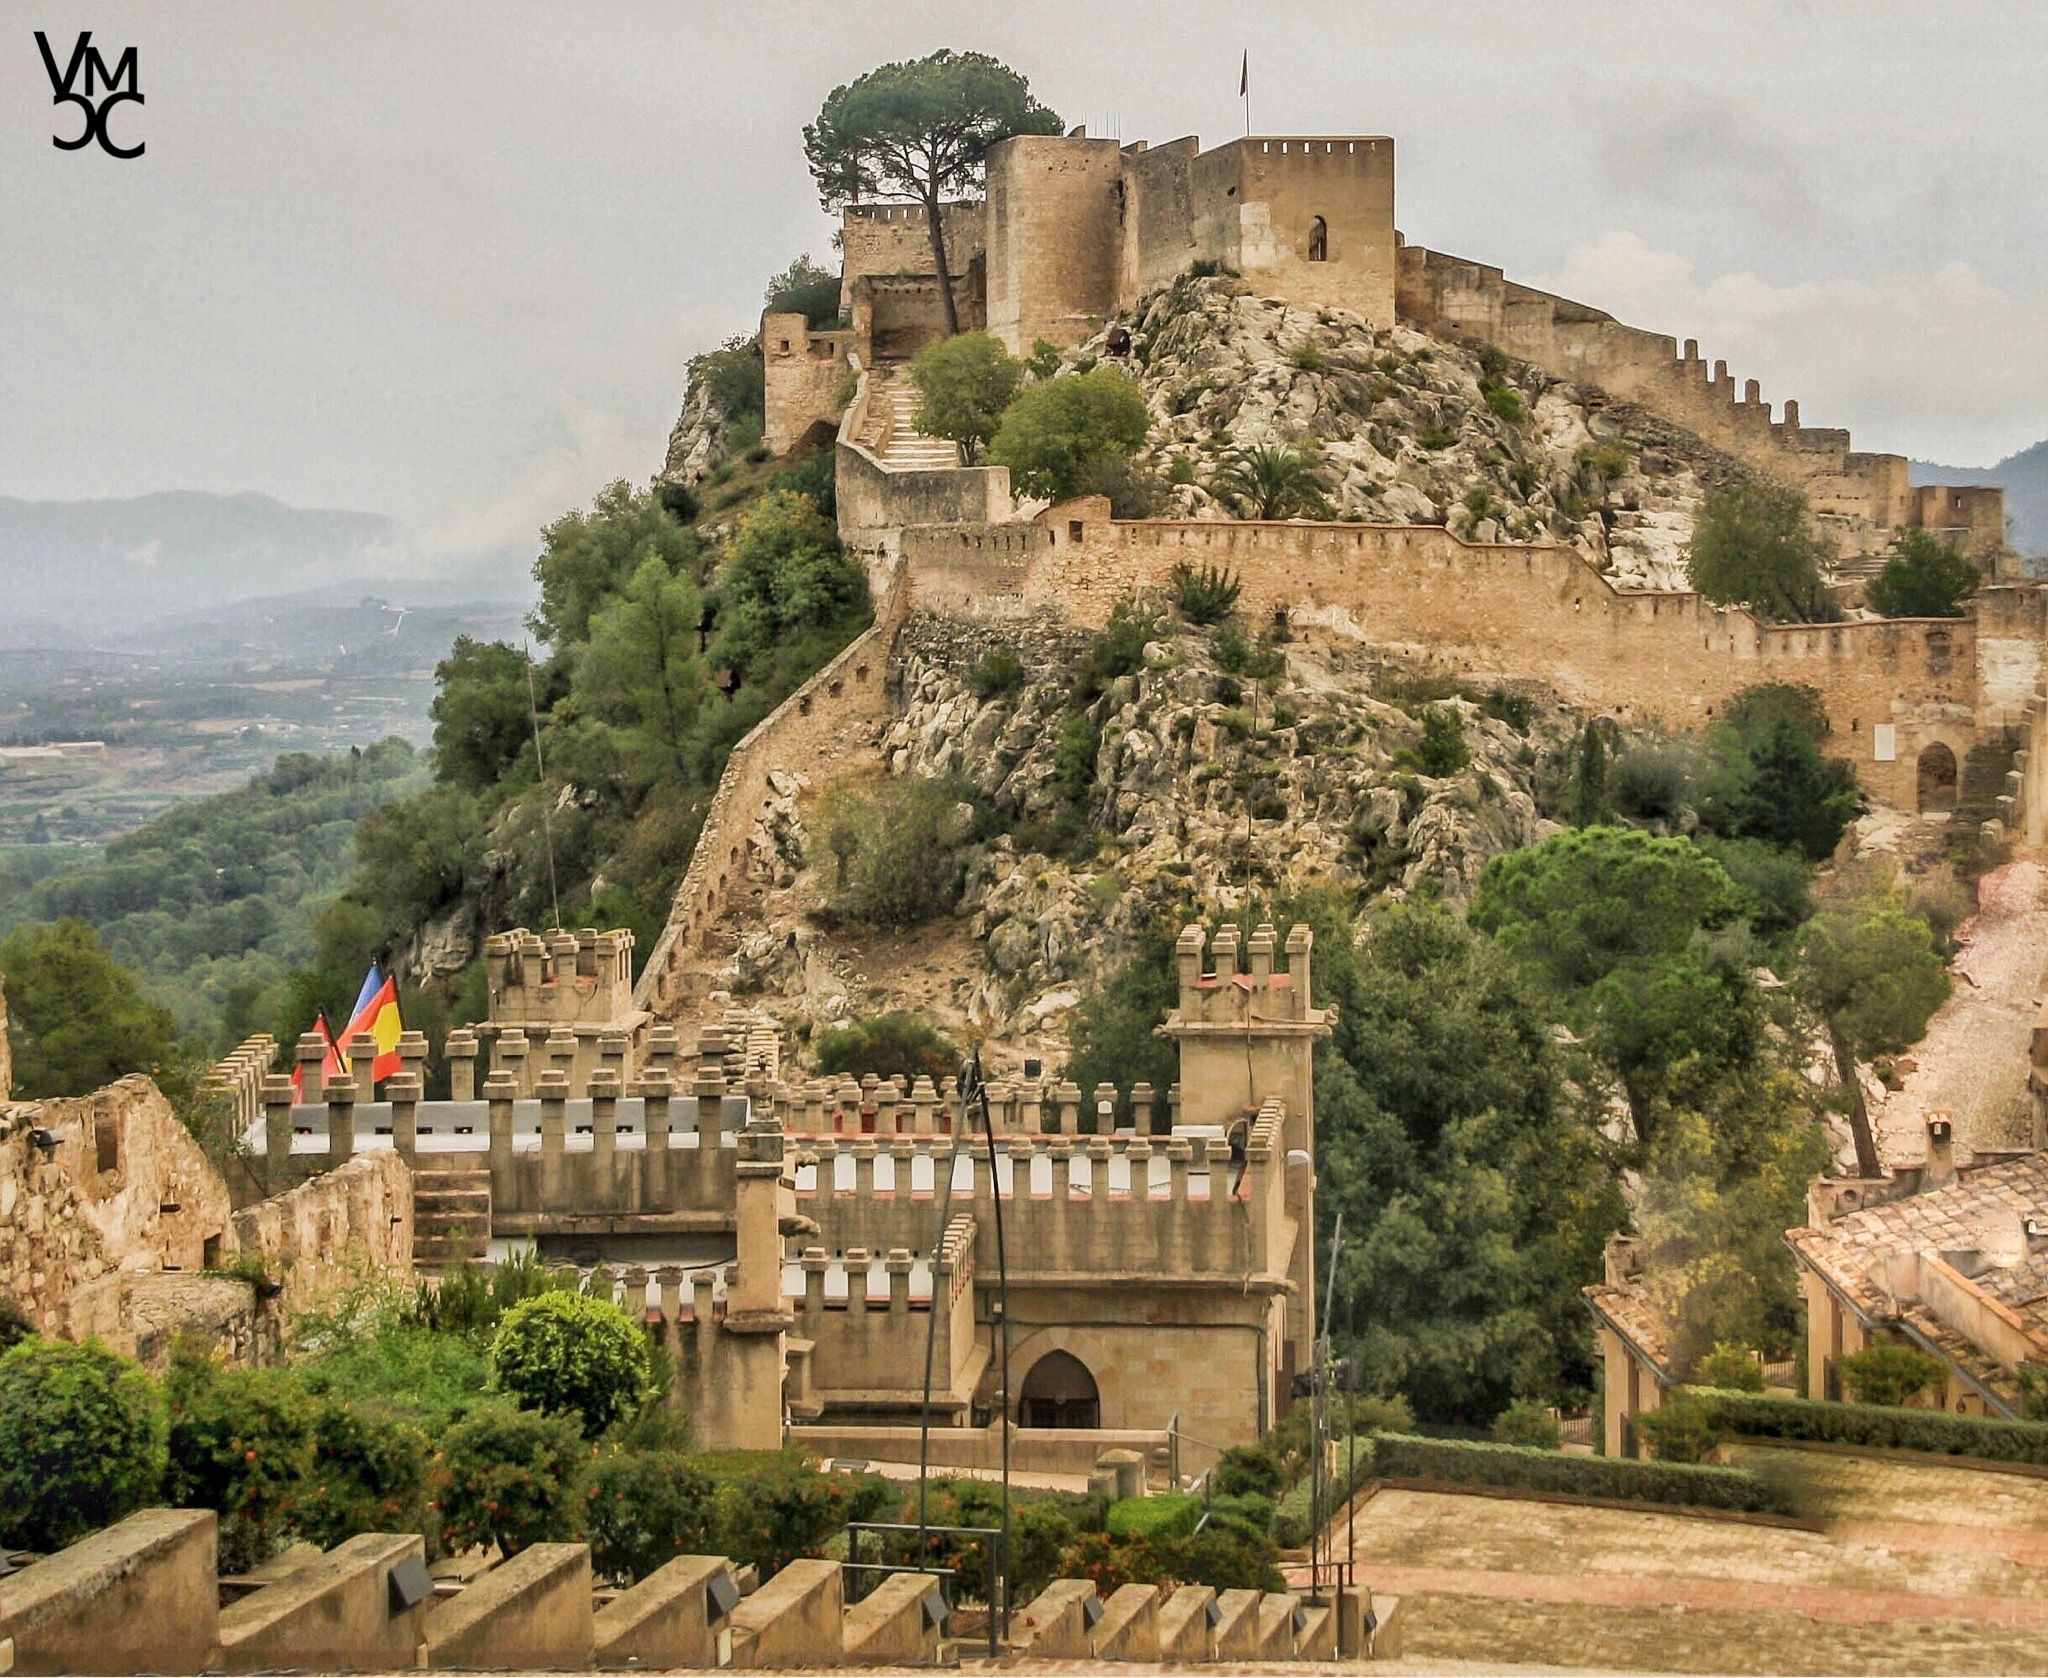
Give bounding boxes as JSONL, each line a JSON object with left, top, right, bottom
{"left": 4, "top": 0, "right": 2044, "bottom": 564}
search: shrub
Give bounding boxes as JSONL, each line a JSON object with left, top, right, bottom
{"left": 1491, "top": 1400, "right": 1562, "bottom": 1449}
{"left": 490, "top": 1292, "right": 655, "bottom": 1436}
{"left": 702, "top": 1449, "right": 853, "bottom": 1574}
{"left": 584, "top": 1449, "right": 718, "bottom": 1585}
{"left": 0, "top": 1337, "right": 167, "bottom": 1551}
{"left": 1074, "top": 601, "right": 1163, "bottom": 702}
{"left": 411, "top": 1251, "right": 564, "bottom": 1344}
{"left": 434, "top": 1404, "right": 587, "bottom": 1557}
{"left": 1480, "top": 689, "right": 1535, "bottom": 732}
{"left": 163, "top": 1351, "right": 317, "bottom": 1572}
{"left": 1058, "top": 1525, "right": 1283, "bottom": 1594}
{"left": 1692, "top": 1344, "right": 1767, "bottom": 1393}
{"left": 1054, "top": 715, "right": 1102, "bottom": 805}
{"left": 1393, "top": 706, "right": 1469, "bottom": 777}
{"left": 1633, "top": 1394, "right": 1725, "bottom": 1464}
{"left": 1165, "top": 452, "right": 1198, "bottom": 486}
{"left": 1169, "top": 561, "right": 1243, "bottom": 626}
{"left": 965, "top": 644, "right": 1025, "bottom": 702}
{"left": 1867, "top": 529, "right": 1979, "bottom": 620}
{"left": 1484, "top": 385, "right": 1528, "bottom": 425}
{"left": 1105, "top": 1491, "right": 1199, "bottom": 1541}
{"left": 1906, "top": 865, "right": 1974, "bottom": 957}
{"left": 815, "top": 1013, "right": 957, "bottom": 1087}
{"left": 1209, "top": 1440, "right": 1284, "bottom": 1500}
{"left": 1368, "top": 1432, "right": 1791, "bottom": 1513}
{"left": 1610, "top": 742, "right": 1696, "bottom": 822}
{"left": 1026, "top": 338, "right": 1062, "bottom": 380}
{"left": 292, "top": 1398, "right": 431, "bottom": 1552}
{"left": 1689, "top": 1389, "right": 2048, "bottom": 1463}
{"left": 1290, "top": 344, "right": 1325, "bottom": 373}
{"left": 819, "top": 777, "right": 971, "bottom": 928}
{"left": 1686, "top": 481, "right": 1828, "bottom": 623}
{"left": 762, "top": 254, "right": 842, "bottom": 327}
{"left": 1836, "top": 1342, "right": 1948, "bottom": 1409}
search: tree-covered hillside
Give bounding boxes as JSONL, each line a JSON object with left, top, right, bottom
{"left": 0, "top": 742, "right": 429, "bottom": 1049}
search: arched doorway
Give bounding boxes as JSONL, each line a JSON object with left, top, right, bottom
{"left": 1917, "top": 742, "right": 1959, "bottom": 815}
{"left": 1017, "top": 1349, "right": 1099, "bottom": 1429}
{"left": 1307, "top": 216, "right": 1328, "bottom": 262}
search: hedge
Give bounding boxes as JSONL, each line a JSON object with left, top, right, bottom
{"left": 1368, "top": 1432, "right": 1796, "bottom": 1515}
{"left": 1271, "top": 1435, "right": 1377, "bottom": 1547}
{"left": 1105, "top": 1491, "right": 1199, "bottom": 1542}
{"left": 1690, "top": 1389, "right": 2048, "bottom": 1466}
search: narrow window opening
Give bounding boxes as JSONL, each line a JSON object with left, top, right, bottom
{"left": 1307, "top": 217, "right": 1328, "bottom": 262}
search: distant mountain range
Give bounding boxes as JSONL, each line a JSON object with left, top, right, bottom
{"left": 0, "top": 490, "right": 529, "bottom": 649}
{"left": 1912, "top": 439, "right": 2048, "bottom": 562}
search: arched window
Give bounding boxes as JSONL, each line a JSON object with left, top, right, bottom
{"left": 1018, "top": 1349, "right": 1100, "bottom": 1429}
{"left": 1307, "top": 217, "right": 1328, "bottom": 262}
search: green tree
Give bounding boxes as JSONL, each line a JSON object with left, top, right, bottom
{"left": 988, "top": 370, "right": 1151, "bottom": 502}
{"left": 763, "top": 254, "right": 842, "bottom": 327}
{"left": 580, "top": 556, "right": 709, "bottom": 791}
{"left": 1866, "top": 528, "right": 1980, "bottom": 619}
{"left": 908, "top": 331, "right": 1023, "bottom": 462}
{"left": 1792, "top": 882, "right": 1952, "bottom": 1178}
{"left": 1698, "top": 684, "right": 1860, "bottom": 861}
{"left": 1210, "top": 444, "right": 1329, "bottom": 520}
{"left": 0, "top": 918, "right": 185, "bottom": 1100}
{"left": 489, "top": 1292, "right": 655, "bottom": 1437}
{"left": 1569, "top": 719, "right": 1611, "bottom": 827}
{"left": 804, "top": 52, "right": 1062, "bottom": 336}
{"left": 431, "top": 638, "right": 541, "bottom": 795}
{"left": 714, "top": 490, "right": 868, "bottom": 684}
{"left": 0, "top": 1337, "right": 168, "bottom": 1551}
{"left": 1685, "top": 480, "right": 1829, "bottom": 623}
{"left": 530, "top": 480, "right": 701, "bottom": 650}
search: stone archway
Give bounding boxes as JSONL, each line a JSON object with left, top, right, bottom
{"left": 1017, "top": 1349, "right": 1100, "bottom": 1429}
{"left": 1917, "top": 742, "right": 1959, "bottom": 815}
{"left": 1307, "top": 216, "right": 1329, "bottom": 262}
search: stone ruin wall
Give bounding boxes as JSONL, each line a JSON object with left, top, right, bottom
{"left": 1395, "top": 242, "right": 2008, "bottom": 564}
{"left": 900, "top": 504, "right": 2035, "bottom": 815}
{"left": 837, "top": 200, "right": 985, "bottom": 314}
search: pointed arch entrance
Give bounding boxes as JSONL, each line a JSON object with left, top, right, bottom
{"left": 1017, "top": 1349, "right": 1100, "bottom": 1429}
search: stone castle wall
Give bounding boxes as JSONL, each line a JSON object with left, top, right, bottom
{"left": 838, "top": 201, "right": 985, "bottom": 314}
{"left": 902, "top": 503, "right": 2025, "bottom": 813}
{"left": 1396, "top": 242, "right": 2008, "bottom": 564}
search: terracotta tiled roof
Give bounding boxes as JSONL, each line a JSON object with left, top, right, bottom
{"left": 1787, "top": 1150, "right": 2048, "bottom": 1409}
{"left": 1583, "top": 1280, "right": 1677, "bottom": 1382}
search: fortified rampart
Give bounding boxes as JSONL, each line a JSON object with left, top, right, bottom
{"left": 838, "top": 200, "right": 985, "bottom": 315}
{"left": 1396, "top": 242, "right": 2008, "bottom": 566}
{"left": 898, "top": 499, "right": 2037, "bottom": 815}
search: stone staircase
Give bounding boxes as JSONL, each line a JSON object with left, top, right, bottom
{"left": 411, "top": 1157, "right": 491, "bottom": 1272}
{"left": 866, "top": 368, "right": 962, "bottom": 470}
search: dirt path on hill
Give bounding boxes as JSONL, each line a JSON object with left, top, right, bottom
{"left": 1872, "top": 857, "right": 2047, "bottom": 1166}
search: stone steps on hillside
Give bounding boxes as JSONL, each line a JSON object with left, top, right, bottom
{"left": 870, "top": 378, "right": 962, "bottom": 469}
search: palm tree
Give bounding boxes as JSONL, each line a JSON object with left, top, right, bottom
{"left": 1210, "top": 444, "right": 1330, "bottom": 521}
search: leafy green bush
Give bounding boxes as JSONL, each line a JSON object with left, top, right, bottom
{"left": 700, "top": 1448, "right": 861, "bottom": 1574}
{"left": 763, "top": 254, "right": 842, "bottom": 327}
{"left": 1369, "top": 1432, "right": 1791, "bottom": 1513}
{"left": 411, "top": 1252, "right": 564, "bottom": 1344}
{"left": 1836, "top": 1342, "right": 1948, "bottom": 1408}
{"left": 489, "top": 1292, "right": 655, "bottom": 1437}
{"left": 818, "top": 777, "right": 971, "bottom": 928}
{"left": 583, "top": 1448, "right": 718, "bottom": 1584}
{"left": 292, "top": 1397, "right": 431, "bottom": 1552}
{"left": 1054, "top": 716, "right": 1101, "bottom": 805}
{"left": 0, "top": 1300, "right": 33, "bottom": 1354}
{"left": 433, "top": 1403, "right": 587, "bottom": 1556}
{"left": 815, "top": 1012, "right": 957, "bottom": 1086}
{"left": 966, "top": 644, "right": 1025, "bottom": 701}
{"left": 1073, "top": 601, "right": 1162, "bottom": 703}
{"left": 1105, "top": 1491, "right": 1200, "bottom": 1541}
{"left": 1491, "top": 1400, "right": 1563, "bottom": 1448}
{"left": 1058, "top": 1524, "right": 1284, "bottom": 1594}
{"left": 1484, "top": 385, "right": 1528, "bottom": 425}
{"left": 1610, "top": 743, "right": 1695, "bottom": 822}
{"left": 1169, "top": 561, "right": 1243, "bottom": 626}
{"left": 1686, "top": 481, "right": 1828, "bottom": 623}
{"left": 0, "top": 1337, "right": 168, "bottom": 1551}
{"left": 163, "top": 1351, "right": 316, "bottom": 1572}
{"left": 1634, "top": 1394, "right": 1725, "bottom": 1463}
{"left": 1691, "top": 1344, "right": 1766, "bottom": 1393}
{"left": 988, "top": 368, "right": 1151, "bottom": 501}
{"left": 1026, "top": 338, "right": 1062, "bottom": 380}
{"left": 1688, "top": 1389, "right": 2048, "bottom": 1463}
{"left": 909, "top": 332, "right": 1024, "bottom": 462}
{"left": 295, "top": 1290, "right": 495, "bottom": 1430}
{"left": 1290, "top": 344, "right": 1325, "bottom": 373}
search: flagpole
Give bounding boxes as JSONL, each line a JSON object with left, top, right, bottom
{"left": 1243, "top": 50, "right": 1251, "bottom": 138}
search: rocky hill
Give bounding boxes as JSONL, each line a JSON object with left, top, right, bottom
{"left": 707, "top": 609, "right": 1589, "bottom": 1061}
{"left": 1070, "top": 275, "right": 1757, "bottom": 592}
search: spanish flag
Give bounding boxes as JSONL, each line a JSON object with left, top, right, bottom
{"left": 340, "top": 962, "right": 404, "bottom": 1085}
{"left": 290, "top": 1010, "right": 345, "bottom": 1101}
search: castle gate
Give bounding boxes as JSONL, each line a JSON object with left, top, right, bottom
{"left": 1017, "top": 1349, "right": 1100, "bottom": 1429}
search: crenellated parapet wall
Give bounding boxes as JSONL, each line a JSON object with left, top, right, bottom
{"left": 903, "top": 500, "right": 2014, "bottom": 814}
{"left": 1396, "top": 241, "right": 2009, "bottom": 566}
